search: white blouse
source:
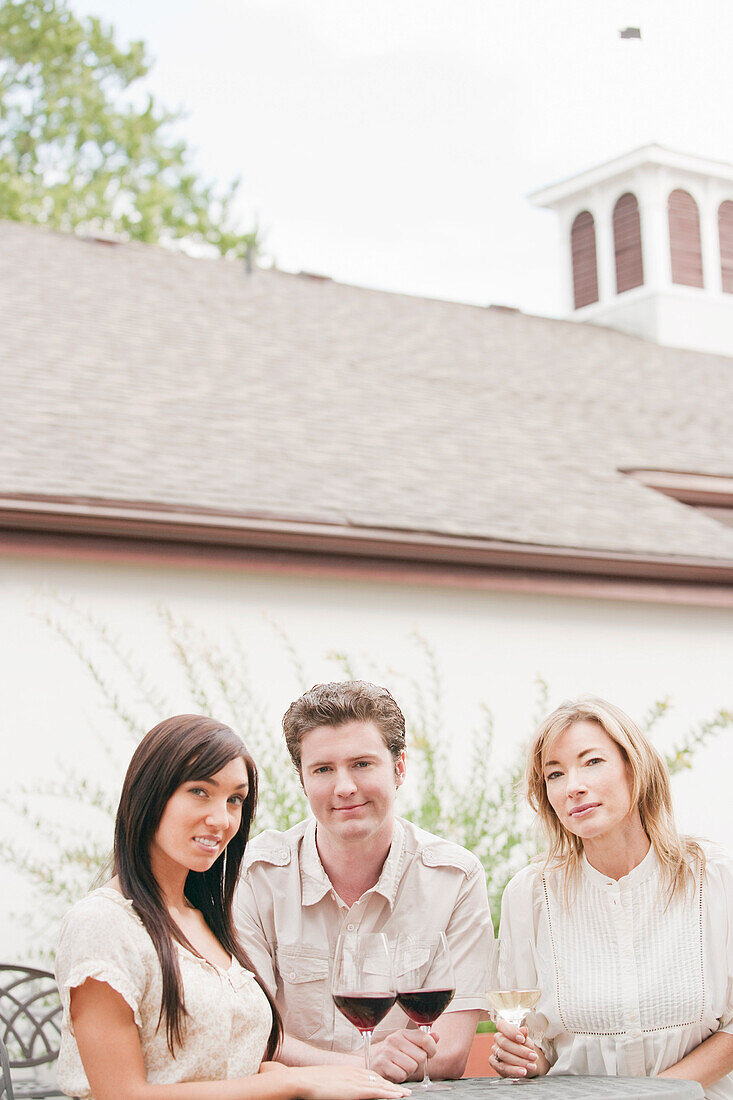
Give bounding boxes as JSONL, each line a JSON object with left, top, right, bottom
{"left": 499, "top": 844, "right": 733, "bottom": 1100}
{"left": 55, "top": 888, "right": 272, "bottom": 1098}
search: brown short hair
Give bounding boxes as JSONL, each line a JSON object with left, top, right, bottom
{"left": 283, "top": 680, "right": 406, "bottom": 771}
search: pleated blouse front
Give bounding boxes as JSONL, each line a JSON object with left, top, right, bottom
{"left": 499, "top": 845, "right": 733, "bottom": 1100}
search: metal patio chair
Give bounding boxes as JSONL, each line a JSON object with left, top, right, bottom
{"left": 0, "top": 1032, "right": 14, "bottom": 1099}
{"left": 0, "top": 966, "right": 63, "bottom": 1099}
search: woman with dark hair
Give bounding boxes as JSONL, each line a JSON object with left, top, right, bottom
{"left": 55, "top": 715, "right": 408, "bottom": 1100}
{"left": 489, "top": 697, "right": 733, "bottom": 1098}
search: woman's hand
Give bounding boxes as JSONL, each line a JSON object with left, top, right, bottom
{"left": 490, "top": 1016, "right": 548, "bottom": 1079}
{"left": 274, "top": 1064, "right": 411, "bottom": 1098}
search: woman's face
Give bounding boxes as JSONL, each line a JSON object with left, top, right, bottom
{"left": 150, "top": 755, "right": 249, "bottom": 877}
{"left": 543, "top": 720, "right": 636, "bottom": 843}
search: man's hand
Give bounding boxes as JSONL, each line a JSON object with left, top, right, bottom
{"left": 369, "top": 1028, "right": 439, "bottom": 1082}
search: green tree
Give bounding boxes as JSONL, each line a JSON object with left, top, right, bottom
{"left": 0, "top": 0, "right": 257, "bottom": 255}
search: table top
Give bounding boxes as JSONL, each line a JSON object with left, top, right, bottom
{"left": 414, "top": 1077, "right": 703, "bottom": 1099}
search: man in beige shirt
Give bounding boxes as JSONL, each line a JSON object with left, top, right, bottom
{"left": 235, "top": 680, "right": 493, "bottom": 1083}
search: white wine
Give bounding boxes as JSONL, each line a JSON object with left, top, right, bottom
{"left": 486, "top": 988, "right": 541, "bottom": 1030}
{"left": 486, "top": 989, "right": 541, "bottom": 1014}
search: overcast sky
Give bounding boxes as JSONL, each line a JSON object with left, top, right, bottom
{"left": 70, "top": 0, "right": 733, "bottom": 317}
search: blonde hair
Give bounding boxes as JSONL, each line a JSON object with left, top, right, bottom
{"left": 525, "top": 695, "right": 703, "bottom": 902}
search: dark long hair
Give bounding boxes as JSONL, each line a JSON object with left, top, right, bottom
{"left": 113, "top": 714, "right": 282, "bottom": 1057}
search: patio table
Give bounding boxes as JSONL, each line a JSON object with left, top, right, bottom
{"left": 411, "top": 1077, "right": 704, "bottom": 1099}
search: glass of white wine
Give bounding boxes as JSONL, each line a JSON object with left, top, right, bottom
{"left": 486, "top": 939, "right": 541, "bottom": 1085}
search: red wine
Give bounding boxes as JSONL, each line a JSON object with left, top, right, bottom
{"left": 396, "top": 987, "right": 455, "bottom": 1025}
{"left": 333, "top": 992, "right": 396, "bottom": 1032}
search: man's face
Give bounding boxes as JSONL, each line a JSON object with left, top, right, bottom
{"left": 300, "top": 719, "right": 406, "bottom": 848}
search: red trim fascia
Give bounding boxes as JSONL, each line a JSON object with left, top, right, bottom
{"left": 623, "top": 469, "right": 733, "bottom": 508}
{"left": 2, "top": 529, "right": 732, "bottom": 609}
{"left": 1, "top": 496, "right": 732, "bottom": 583}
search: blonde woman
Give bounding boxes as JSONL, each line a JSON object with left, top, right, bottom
{"left": 491, "top": 696, "right": 733, "bottom": 1099}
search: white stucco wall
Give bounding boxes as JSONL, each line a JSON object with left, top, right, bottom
{"left": 1, "top": 550, "right": 732, "bottom": 960}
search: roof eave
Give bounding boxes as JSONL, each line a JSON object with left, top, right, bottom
{"left": 1, "top": 495, "right": 732, "bottom": 586}
{"left": 529, "top": 143, "right": 733, "bottom": 209}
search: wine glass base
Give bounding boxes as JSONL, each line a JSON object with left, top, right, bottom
{"left": 416, "top": 1082, "right": 452, "bottom": 1091}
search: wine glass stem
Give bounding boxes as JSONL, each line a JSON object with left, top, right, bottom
{"left": 363, "top": 1029, "right": 372, "bottom": 1073}
{"left": 420, "top": 1024, "right": 432, "bottom": 1085}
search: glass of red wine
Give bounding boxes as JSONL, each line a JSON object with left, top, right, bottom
{"left": 395, "top": 931, "right": 456, "bottom": 1090}
{"left": 332, "top": 931, "right": 396, "bottom": 1075}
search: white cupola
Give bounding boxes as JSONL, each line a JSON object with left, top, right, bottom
{"left": 530, "top": 144, "right": 733, "bottom": 357}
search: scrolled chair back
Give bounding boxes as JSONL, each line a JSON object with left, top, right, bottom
{"left": 0, "top": 965, "right": 61, "bottom": 1068}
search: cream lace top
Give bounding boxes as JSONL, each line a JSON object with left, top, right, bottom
{"left": 55, "top": 888, "right": 272, "bottom": 1098}
{"left": 500, "top": 844, "right": 733, "bottom": 1100}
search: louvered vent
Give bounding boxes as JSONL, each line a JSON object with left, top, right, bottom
{"left": 571, "top": 211, "right": 599, "bottom": 309}
{"left": 668, "top": 189, "right": 704, "bottom": 288}
{"left": 613, "top": 193, "right": 644, "bottom": 293}
{"left": 719, "top": 201, "right": 733, "bottom": 294}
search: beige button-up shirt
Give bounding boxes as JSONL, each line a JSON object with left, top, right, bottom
{"left": 235, "top": 817, "right": 493, "bottom": 1051}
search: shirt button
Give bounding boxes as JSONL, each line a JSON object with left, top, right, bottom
{"left": 279, "top": 849, "right": 288, "bottom": 859}
{"left": 347, "top": 923, "right": 356, "bottom": 931}
{"left": 289, "top": 971, "right": 297, "bottom": 980}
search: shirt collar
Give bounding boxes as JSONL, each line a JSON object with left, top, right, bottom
{"left": 372, "top": 818, "right": 406, "bottom": 908}
{"left": 299, "top": 817, "right": 406, "bottom": 909}
{"left": 581, "top": 842, "right": 659, "bottom": 890}
{"left": 300, "top": 818, "right": 332, "bottom": 906}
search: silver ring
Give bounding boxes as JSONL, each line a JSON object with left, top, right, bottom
{"left": 494, "top": 1049, "right": 502, "bottom": 1063}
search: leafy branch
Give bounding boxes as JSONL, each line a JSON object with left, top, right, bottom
{"left": 0, "top": 0, "right": 259, "bottom": 255}
{"left": 666, "top": 708, "right": 733, "bottom": 775}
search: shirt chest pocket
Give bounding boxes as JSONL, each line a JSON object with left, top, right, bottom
{"left": 275, "top": 945, "right": 331, "bottom": 1041}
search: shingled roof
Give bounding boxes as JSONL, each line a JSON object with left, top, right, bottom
{"left": 2, "top": 220, "right": 732, "bottom": 581}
